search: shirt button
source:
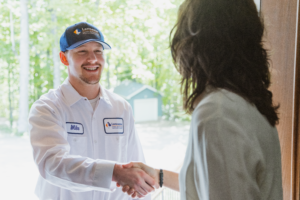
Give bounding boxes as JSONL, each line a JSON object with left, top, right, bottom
{"left": 94, "top": 140, "right": 97, "bottom": 144}
{"left": 73, "top": 138, "right": 77, "bottom": 142}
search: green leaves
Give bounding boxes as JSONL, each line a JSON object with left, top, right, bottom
{"left": 0, "top": 0, "right": 190, "bottom": 124}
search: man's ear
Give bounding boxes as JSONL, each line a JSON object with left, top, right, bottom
{"left": 59, "top": 51, "right": 69, "bottom": 66}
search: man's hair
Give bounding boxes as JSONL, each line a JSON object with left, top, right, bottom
{"left": 170, "top": 0, "right": 279, "bottom": 126}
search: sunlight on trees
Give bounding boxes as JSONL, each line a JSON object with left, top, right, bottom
{"left": 0, "top": 0, "right": 190, "bottom": 134}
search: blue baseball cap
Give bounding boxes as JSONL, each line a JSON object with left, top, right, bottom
{"left": 60, "top": 22, "right": 111, "bottom": 52}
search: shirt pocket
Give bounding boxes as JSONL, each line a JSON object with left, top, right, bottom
{"left": 104, "top": 135, "right": 128, "bottom": 162}
{"left": 67, "top": 136, "right": 88, "bottom": 156}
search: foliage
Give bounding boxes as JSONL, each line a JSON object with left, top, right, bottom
{"left": 0, "top": 0, "right": 191, "bottom": 131}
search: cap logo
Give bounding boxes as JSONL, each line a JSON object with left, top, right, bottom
{"left": 74, "top": 29, "right": 81, "bottom": 35}
{"left": 82, "top": 27, "right": 100, "bottom": 36}
{"left": 60, "top": 22, "right": 111, "bottom": 51}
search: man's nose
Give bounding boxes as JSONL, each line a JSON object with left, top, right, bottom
{"left": 87, "top": 52, "right": 97, "bottom": 63}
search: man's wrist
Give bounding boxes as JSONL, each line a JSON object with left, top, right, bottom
{"left": 112, "top": 163, "right": 122, "bottom": 182}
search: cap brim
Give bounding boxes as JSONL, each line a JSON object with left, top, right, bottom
{"left": 66, "top": 39, "right": 111, "bottom": 50}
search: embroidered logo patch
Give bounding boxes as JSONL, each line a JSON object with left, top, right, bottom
{"left": 66, "top": 122, "right": 84, "bottom": 134}
{"left": 103, "top": 118, "right": 124, "bottom": 134}
{"left": 74, "top": 29, "right": 81, "bottom": 35}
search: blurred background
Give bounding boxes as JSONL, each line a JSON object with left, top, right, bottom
{"left": 0, "top": 0, "right": 191, "bottom": 136}
{"left": 0, "top": 0, "right": 265, "bottom": 199}
{"left": 0, "top": 0, "right": 188, "bottom": 199}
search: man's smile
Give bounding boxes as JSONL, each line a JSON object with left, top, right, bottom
{"left": 82, "top": 65, "right": 100, "bottom": 71}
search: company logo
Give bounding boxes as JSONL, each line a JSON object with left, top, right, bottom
{"left": 103, "top": 118, "right": 123, "bottom": 134}
{"left": 105, "top": 121, "right": 122, "bottom": 129}
{"left": 82, "top": 27, "right": 100, "bottom": 36}
{"left": 70, "top": 125, "right": 80, "bottom": 130}
{"left": 74, "top": 29, "right": 81, "bottom": 35}
{"left": 106, "top": 122, "right": 111, "bottom": 127}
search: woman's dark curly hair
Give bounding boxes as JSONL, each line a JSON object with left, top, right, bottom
{"left": 170, "top": 0, "right": 279, "bottom": 126}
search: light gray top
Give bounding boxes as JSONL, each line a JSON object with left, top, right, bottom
{"left": 179, "top": 86, "right": 283, "bottom": 200}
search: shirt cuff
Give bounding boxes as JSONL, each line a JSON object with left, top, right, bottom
{"left": 93, "top": 160, "right": 116, "bottom": 191}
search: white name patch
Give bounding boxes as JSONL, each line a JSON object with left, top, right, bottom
{"left": 103, "top": 118, "right": 124, "bottom": 134}
{"left": 66, "top": 122, "right": 84, "bottom": 135}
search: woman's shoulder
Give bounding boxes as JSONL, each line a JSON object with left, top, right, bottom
{"left": 193, "top": 86, "right": 256, "bottom": 122}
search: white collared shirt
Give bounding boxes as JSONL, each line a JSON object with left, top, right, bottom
{"left": 29, "top": 79, "right": 150, "bottom": 200}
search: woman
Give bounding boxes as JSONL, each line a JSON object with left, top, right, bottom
{"left": 119, "top": 0, "right": 283, "bottom": 199}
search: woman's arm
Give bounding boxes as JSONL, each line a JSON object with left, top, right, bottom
{"left": 161, "top": 169, "right": 179, "bottom": 191}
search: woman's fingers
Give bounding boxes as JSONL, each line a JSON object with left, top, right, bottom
{"left": 135, "top": 185, "right": 147, "bottom": 196}
{"left": 136, "top": 192, "right": 145, "bottom": 199}
{"left": 140, "top": 181, "right": 155, "bottom": 194}
{"left": 145, "top": 173, "right": 159, "bottom": 189}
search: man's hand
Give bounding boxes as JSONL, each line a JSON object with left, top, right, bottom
{"left": 116, "top": 162, "right": 160, "bottom": 198}
{"left": 123, "top": 162, "right": 159, "bottom": 185}
{"left": 112, "top": 163, "right": 158, "bottom": 197}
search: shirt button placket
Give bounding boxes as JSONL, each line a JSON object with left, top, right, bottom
{"left": 92, "top": 114, "right": 97, "bottom": 158}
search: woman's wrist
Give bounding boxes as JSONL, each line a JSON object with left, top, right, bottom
{"left": 154, "top": 168, "right": 162, "bottom": 187}
{"left": 159, "top": 169, "right": 163, "bottom": 187}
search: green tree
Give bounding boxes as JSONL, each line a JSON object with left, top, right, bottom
{"left": 0, "top": 0, "right": 189, "bottom": 135}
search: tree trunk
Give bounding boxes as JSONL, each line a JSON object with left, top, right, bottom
{"left": 8, "top": 64, "right": 13, "bottom": 129}
{"left": 9, "top": 9, "right": 16, "bottom": 129}
{"left": 10, "top": 10, "right": 17, "bottom": 56}
{"left": 52, "top": 12, "right": 60, "bottom": 89}
{"left": 18, "top": 0, "right": 29, "bottom": 134}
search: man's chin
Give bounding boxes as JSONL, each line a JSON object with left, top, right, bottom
{"left": 87, "top": 81, "right": 99, "bottom": 85}
{"left": 80, "top": 77, "right": 100, "bottom": 85}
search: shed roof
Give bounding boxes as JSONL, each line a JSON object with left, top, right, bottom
{"left": 113, "top": 80, "right": 161, "bottom": 100}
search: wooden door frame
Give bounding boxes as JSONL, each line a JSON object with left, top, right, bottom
{"left": 261, "top": 0, "right": 300, "bottom": 199}
{"left": 294, "top": 2, "right": 300, "bottom": 196}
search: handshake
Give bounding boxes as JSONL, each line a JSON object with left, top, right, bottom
{"left": 112, "top": 162, "right": 160, "bottom": 199}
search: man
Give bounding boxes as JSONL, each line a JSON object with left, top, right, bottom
{"left": 29, "top": 22, "right": 157, "bottom": 200}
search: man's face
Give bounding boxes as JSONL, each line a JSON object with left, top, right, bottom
{"left": 65, "top": 41, "right": 105, "bottom": 85}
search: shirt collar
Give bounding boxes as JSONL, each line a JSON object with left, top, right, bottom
{"left": 60, "top": 78, "right": 112, "bottom": 107}
{"left": 99, "top": 84, "right": 112, "bottom": 107}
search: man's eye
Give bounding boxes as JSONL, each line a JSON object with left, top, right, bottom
{"left": 96, "top": 50, "right": 103, "bottom": 54}
{"left": 78, "top": 51, "right": 86, "bottom": 53}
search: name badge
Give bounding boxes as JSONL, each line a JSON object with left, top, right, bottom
{"left": 103, "top": 118, "right": 124, "bottom": 134}
{"left": 66, "top": 122, "right": 84, "bottom": 135}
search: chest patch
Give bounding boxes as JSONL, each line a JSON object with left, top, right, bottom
{"left": 66, "top": 122, "right": 84, "bottom": 134}
{"left": 103, "top": 118, "right": 124, "bottom": 134}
